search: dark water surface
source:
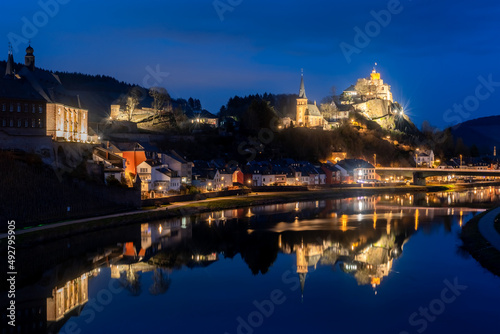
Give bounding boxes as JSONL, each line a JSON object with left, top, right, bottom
{"left": 3, "top": 188, "right": 500, "bottom": 334}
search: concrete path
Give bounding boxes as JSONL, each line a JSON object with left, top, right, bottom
{"left": 478, "top": 206, "right": 500, "bottom": 251}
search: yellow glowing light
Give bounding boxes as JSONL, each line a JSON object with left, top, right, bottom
{"left": 341, "top": 215, "right": 348, "bottom": 232}
{"left": 415, "top": 209, "right": 419, "bottom": 231}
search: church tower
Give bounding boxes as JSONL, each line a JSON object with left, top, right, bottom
{"left": 296, "top": 71, "right": 308, "bottom": 126}
{"left": 25, "top": 44, "right": 35, "bottom": 71}
{"left": 5, "top": 43, "right": 15, "bottom": 77}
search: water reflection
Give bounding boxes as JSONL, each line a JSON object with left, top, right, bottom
{"left": 2, "top": 188, "right": 499, "bottom": 334}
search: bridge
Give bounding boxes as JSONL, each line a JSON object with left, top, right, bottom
{"left": 375, "top": 167, "right": 500, "bottom": 185}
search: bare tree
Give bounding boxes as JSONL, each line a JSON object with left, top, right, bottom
{"left": 125, "top": 87, "right": 143, "bottom": 121}
{"left": 149, "top": 87, "right": 170, "bottom": 125}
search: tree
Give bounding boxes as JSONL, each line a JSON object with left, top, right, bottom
{"left": 125, "top": 86, "right": 143, "bottom": 121}
{"left": 149, "top": 87, "right": 170, "bottom": 125}
{"left": 193, "top": 99, "right": 202, "bottom": 111}
{"left": 241, "top": 100, "right": 278, "bottom": 134}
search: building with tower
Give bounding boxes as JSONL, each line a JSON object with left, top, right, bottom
{"left": 0, "top": 44, "right": 89, "bottom": 143}
{"left": 342, "top": 65, "right": 393, "bottom": 103}
{"left": 296, "top": 73, "right": 325, "bottom": 128}
{"left": 0, "top": 44, "right": 48, "bottom": 137}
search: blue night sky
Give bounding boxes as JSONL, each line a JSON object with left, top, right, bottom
{"left": 2, "top": 0, "right": 500, "bottom": 128}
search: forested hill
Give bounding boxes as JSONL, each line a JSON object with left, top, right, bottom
{"left": 450, "top": 115, "right": 500, "bottom": 154}
{"left": 219, "top": 93, "right": 297, "bottom": 120}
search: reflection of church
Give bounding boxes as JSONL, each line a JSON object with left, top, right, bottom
{"left": 295, "top": 241, "right": 326, "bottom": 297}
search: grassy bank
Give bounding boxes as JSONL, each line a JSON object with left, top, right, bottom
{"left": 460, "top": 211, "right": 500, "bottom": 277}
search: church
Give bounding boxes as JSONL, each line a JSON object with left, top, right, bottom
{"left": 295, "top": 73, "right": 325, "bottom": 128}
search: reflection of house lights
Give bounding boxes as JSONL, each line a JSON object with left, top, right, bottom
{"left": 158, "top": 225, "right": 163, "bottom": 234}
{"left": 340, "top": 215, "right": 348, "bottom": 232}
{"left": 415, "top": 209, "right": 419, "bottom": 231}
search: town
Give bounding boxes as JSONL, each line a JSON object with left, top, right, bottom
{"left": 1, "top": 45, "right": 498, "bottom": 206}
{"left": 2, "top": 1, "right": 500, "bottom": 334}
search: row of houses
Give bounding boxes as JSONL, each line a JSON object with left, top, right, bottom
{"left": 92, "top": 138, "right": 377, "bottom": 197}
{"left": 91, "top": 141, "right": 193, "bottom": 197}
{"left": 190, "top": 158, "right": 377, "bottom": 192}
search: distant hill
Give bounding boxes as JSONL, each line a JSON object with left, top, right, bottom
{"left": 450, "top": 115, "right": 500, "bottom": 154}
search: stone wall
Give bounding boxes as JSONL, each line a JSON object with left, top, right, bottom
{"left": 354, "top": 99, "right": 392, "bottom": 119}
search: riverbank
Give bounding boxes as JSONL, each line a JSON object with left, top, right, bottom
{"left": 461, "top": 208, "right": 500, "bottom": 277}
{"left": 0, "top": 183, "right": 495, "bottom": 246}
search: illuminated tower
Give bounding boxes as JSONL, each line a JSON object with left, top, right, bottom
{"left": 370, "top": 62, "right": 380, "bottom": 81}
{"left": 296, "top": 70, "right": 308, "bottom": 126}
{"left": 25, "top": 44, "right": 35, "bottom": 71}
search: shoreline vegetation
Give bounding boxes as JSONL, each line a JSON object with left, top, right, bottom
{"left": 460, "top": 212, "right": 500, "bottom": 277}
{"left": 4, "top": 182, "right": 500, "bottom": 246}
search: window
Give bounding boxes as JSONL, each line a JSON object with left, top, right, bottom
{"left": 1, "top": 119, "right": 5, "bottom": 127}
{"left": 24, "top": 104, "right": 28, "bottom": 112}
{"left": 39, "top": 106, "right": 43, "bottom": 113}
{"left": 2, "top": 103, "right": 5, "bottom": 111}
{"left": 9, "top": 103, "right": 13, "bottom": 112}
{"left": 17, "top": 103, "right": 21, "bottom": 112}
{"left": 32, "top": 119, "right": 35, "bottom": 128}
{"left": 25, "top": 119, "right": 28, "bottom": 127}
{"left": 9, "top": 119, "right": 13, "bottom": 127}
{"left": 17, "top": 119, "right": 21, "bottom": 127}
{"left": 32, "top": 105, "right": 35, "bottom": 113}
{"left": 38, "top": 119, "right": 42, "bottom": 128}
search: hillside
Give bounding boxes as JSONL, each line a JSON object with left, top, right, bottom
{"left": 450, "top": 116, "right": 500, "bottom": 154}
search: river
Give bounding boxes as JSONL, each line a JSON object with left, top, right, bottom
{"left": 2, "top": 187, "right": 500, "bottom": 334}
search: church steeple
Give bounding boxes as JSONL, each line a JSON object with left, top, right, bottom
{"left": 25, "top": 43, "right": 35, "bottom": 71}
{"left": 298, "top": 70, "right": 307, "bottom": 99}
{"left": 5, "top": 43, "right": 14, "bottom": 77}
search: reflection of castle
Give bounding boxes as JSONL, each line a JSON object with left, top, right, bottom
{"left": 279, "top": 225, "right": 405, "bottom": 297}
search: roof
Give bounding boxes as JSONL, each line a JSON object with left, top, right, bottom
{"left": 336, "top": 159, "right": 374, "bottom": 172}
{"left": 344, "top": 85, "right": 357, "bottom": 92}
{"left": 305, "top": 103, "right": 321, "bottom": 116}
{"left": 185, "top": 109, "right": 217, "bottom": 119}
{"left": 114, "top": 142, "right": 144, "bottom": 152}
{"left": 298, "top": 74, "right": 307, "bottom": 99}
{"left": 0, "top": 76, "right": 46, "bottom": 101}
{"left": 139, "top": 159, "right": 162, "bottom": 168}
